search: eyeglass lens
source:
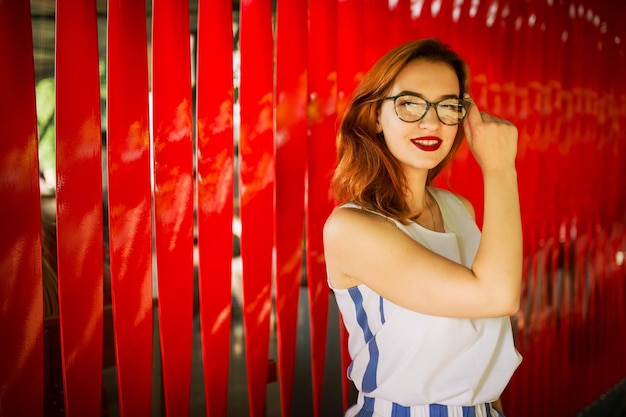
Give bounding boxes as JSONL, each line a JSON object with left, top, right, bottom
{"left": 394, "top": 95, "right": 467, "bottom": 125}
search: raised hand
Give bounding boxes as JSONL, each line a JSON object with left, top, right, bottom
{"left": 462, "top": 94, "right": 518, "bottom": 174}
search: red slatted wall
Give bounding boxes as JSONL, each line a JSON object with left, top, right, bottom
{"left": 275, "top": 1, "right": 308, "bottom": 415}
{"left": 1, "top": 1, "right": 625, "bottom": 417}
{"left": 151, "top": 0, "right": 196, "bottom": 415}
{"left": 55, "top": 0, "right": 105, "bottom": 415}
{"left": 238, "top": 0, "right": 275, "bottom": 415}
{"left": 107, "top": 0, "right": 154, "bottom": 415}
{"left": 195, "top": 1, "right": 234, "bottom": 416}
{"left": 0, "top": 2, "right": 44, "bottom": 416}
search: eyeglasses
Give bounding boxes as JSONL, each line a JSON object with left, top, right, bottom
{"left": 383, "top": 94, "right": 470, "bottom": 126}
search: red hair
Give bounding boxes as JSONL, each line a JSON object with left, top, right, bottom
{"left": 331, "top": 38, "right": 470, "bottom": 221}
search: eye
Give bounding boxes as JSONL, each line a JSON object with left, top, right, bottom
{"left": 438, "top": 99, "right": 463, "bottom": 111}
{"left": 397, "top": 96, "right": 426, "bottom": 111}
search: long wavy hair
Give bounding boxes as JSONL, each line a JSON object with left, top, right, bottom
{"left": 332, "top": 38, "right": 470, "bottom": 221}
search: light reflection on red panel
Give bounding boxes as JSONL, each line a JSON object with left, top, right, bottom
{"left": 195, "top": 0, "right": 234, "bottom": 416}
{"left": 239, "top": 0, "right": 274, "bottom": 415}
{"left": 0, "top": 2, "right": 44, "bottom": 416}
{"left": 275, "top": 1, "right": 307, "bottom": 415}
{"left": 55, "top": 0, "right": 104, "bottom": 415}
{"left": 107, "top": 0, "right": 154, "bottom": 415}
{"left": 151, "top": 0, "right": 195, "bottom": 415}
{"left": 335, "top": 1, "right": 365, "bottom": 409}
{"left": 308, "top": 0, "right": 339, "bottom": 414}
{"left": 389, "top": 0, "right": 412, "bottom": 47}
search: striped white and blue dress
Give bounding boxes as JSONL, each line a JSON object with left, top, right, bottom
{"left": 330, "top": 187, "right": 522, "bottom": 417}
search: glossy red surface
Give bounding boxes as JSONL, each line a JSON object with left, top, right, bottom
{"left": 307, "top": 0, "right": 339, "bottom": 414}
{"left": 195, "top": 0, "right": 234, "bottom": 416}
{"left": 151, "top": 0, "right": 195, "bottom": 415}
{"left": 55, "top": 0, "right": 104, "bottom": 415}
{"left": 337, "top": 0, "right": 364, "bottom": 116}
{"left": 274, "top": 1, "right": 308, "bottom": 416}
{"left": 239, "top": 0, "right": 275, "bottom": 415}
{"left": 0, "top": 2, "right": 44, "bottom": 416}
{"left": 106, "top": 0, "right": 154, "bottom": 415}
{"left": 335, "top": 1, "right": 366, "bottom": 411}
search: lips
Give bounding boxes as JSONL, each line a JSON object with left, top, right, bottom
{"left": 411, "top": 136, "right": 442, "bottom": 152}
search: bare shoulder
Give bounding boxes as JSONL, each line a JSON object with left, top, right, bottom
{"left": 323, "top": 205, "right": 396, "bottom": 256}
{"left": 324, "top": 205, "right": 393, "bottom": 236}
{"left": 323, "top": 205, "right": 397, "bottom": 289}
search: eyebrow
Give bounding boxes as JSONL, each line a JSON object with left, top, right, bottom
{"left": 395, "top": 90, "right": 460, "bottom": 100}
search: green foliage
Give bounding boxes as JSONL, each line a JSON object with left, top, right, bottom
{"left": 36, "top": 77, "right": 55, "bottom": 191}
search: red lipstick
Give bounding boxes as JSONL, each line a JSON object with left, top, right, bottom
{"left": 411, "top": 136, "right": 442, "bottom": 152}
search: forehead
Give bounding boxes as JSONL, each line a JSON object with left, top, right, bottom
{"left": 389, "top": 59, "right": 460, "bottom": 98}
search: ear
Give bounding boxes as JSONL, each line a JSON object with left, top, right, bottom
{"left": 376, "top": 108, "right": 383, "bottom": 133}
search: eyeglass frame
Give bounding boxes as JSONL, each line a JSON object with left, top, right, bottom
{"left": 382, "top": 93, "right": 471, "bottom": 126}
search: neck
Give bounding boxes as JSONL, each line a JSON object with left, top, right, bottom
{"left": 405, "top": 169, "right": 430, "bottom": 213}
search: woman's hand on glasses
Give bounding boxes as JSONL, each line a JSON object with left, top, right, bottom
{"left": 463, "top": 94, "right": 518, "bottom": 175}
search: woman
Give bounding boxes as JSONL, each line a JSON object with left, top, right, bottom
{"left": 323, "top": 38, "right": 523, "bottom": 416}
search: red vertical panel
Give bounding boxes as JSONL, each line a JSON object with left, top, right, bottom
{"left": 538, "top": 0, "right": 561, "bottom": 271}
{"left": 363, "top": 0, "right": 389, "bottom": 69}
{"left": 522, "top": 0, "right": 546, "bottom": 151}
{"left": 614, "top": 5, "right": 626, "bottom": 387}
{"left": 195, "top": 1, "right": 234, "bottom": 416}
{"left": 275, "top": 1, "right": 307, "bottom": 416}
{"left": 337, "top": 0, "right": 364, "bottom": 117}
{"left": 55, "top": 0, "right": 104, "bottom": 415}
{"left": 308, "top": 0, "right": 338, "bottom": 413}
{"left": 239, "top": 0, "right": 274, "bottom": 415}
{"left": 519, "top": 0, "right": 542, "bottom": 254}
{"left": 543, "top": 14, "right": 567, "bottom": 410}
{"left": 594, "top": 0, "right": 614, "bottom": 229}
{"left": 335, "top": 0, "right": 365, "bottom": 410}
{"left": 542, "top": 0, "right": 561, "bottom": 302}
{"left": 0, "top": 2, "right": 44, "bottom": 416}
{"left": 107, "top": 1, "right": 154, "bottom": 416}
{"left": 423, "top": 0, "right": 454, "bottom": 44}
{"left": 308, "top": 0, "right": 341, "bottom": 410}
{"left": 151, "top": 0, "right": 195, "bottom": 414}
{"left": 389, "top": 0, "right": 412, "bottom": 47}
{"left": 560, "top": 3, "right": 580, "bottom": 227}
{"left": 563, "top": 6, "right": 585, "bottom": 409}
{"left": 410, "top": 0, "right": 433, "bottom": 37}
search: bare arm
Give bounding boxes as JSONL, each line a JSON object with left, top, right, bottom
{"left": 464, "top": 95, "right": 523, "bottom": 315}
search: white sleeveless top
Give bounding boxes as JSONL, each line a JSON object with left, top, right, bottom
{"left": 330, "top": 187, "right": 522, "bottom": 416}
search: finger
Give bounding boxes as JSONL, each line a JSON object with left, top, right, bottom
{"left": 463, "top": 93, "right": 483, "bottom": 127}
{"left": 480, "top": 111, "right": 498, "bottom": 122}
{"left": 481, "top": 112, "right": 514, "bottom": 126}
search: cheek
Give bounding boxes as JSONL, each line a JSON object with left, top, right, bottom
{"left": 378, "top": 105, "right": 400, "bottom": 132}
{"left": 444, "top": 127, "right": 459, "bottom": 145}
{"left": 379, "top": 114, "right": 406, "bottom": 139}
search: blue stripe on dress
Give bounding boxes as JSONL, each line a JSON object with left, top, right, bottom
{"left": 349, "top": 287, "right": 373, "bottom": 340}
{"left": 356, "top": 398, "right": 493, "bottom": 417}
{"left": 348, "top": 287, "right": 379, "bottom": 393}
{"left": 354, "top": 397, "right": 376, "bottom": 417}
{"left": 391, "top": 402, "right": 410, "bottom": 417}
{"left": 462, "top": 405, "right": 475, "bottom": 417}
{"left": 379, "top": 295, "right": 386, "bottom": 323}
{"left": 429, "top": 404, "right": 448, "bottom": 417}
